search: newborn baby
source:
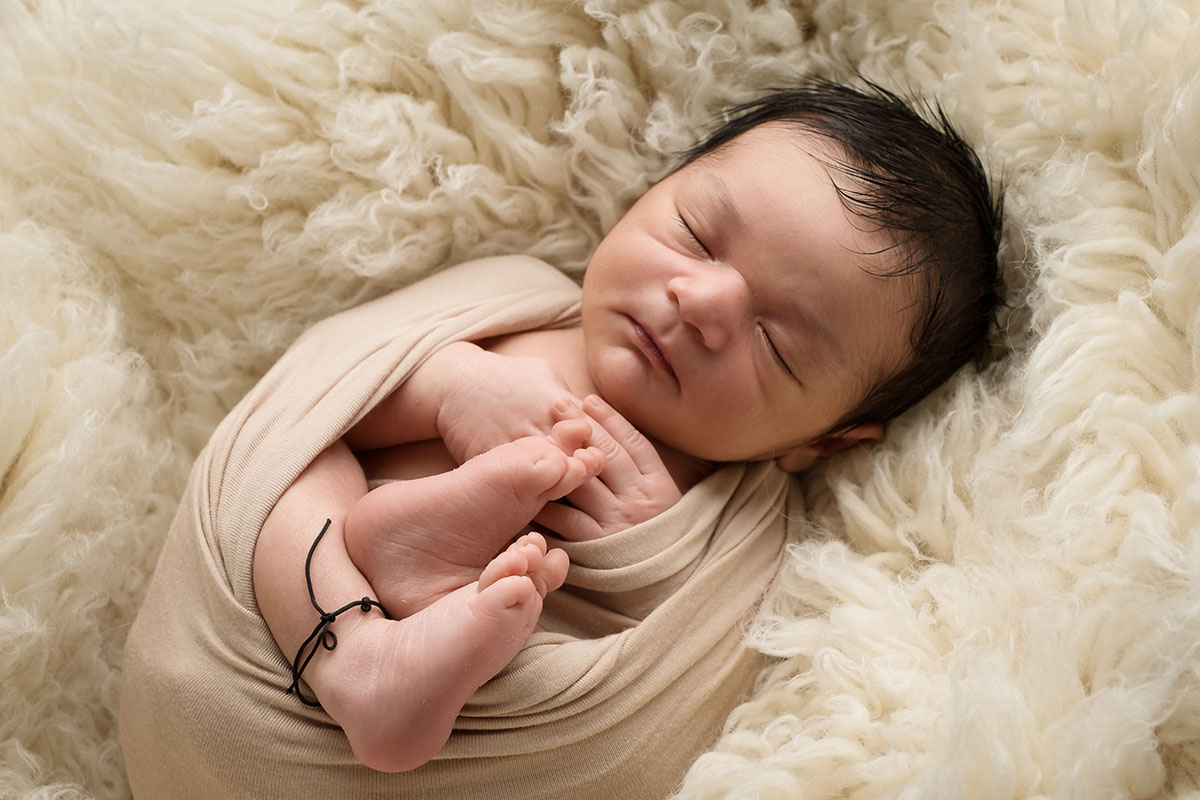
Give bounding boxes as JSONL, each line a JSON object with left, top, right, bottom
{"left": 120, "top": 80, "right": 1002, "bottom": 799}
{"left": 250, "top": 81, "right": 1004, "bottom": 773}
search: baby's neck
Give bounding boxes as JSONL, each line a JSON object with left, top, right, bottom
{"left": 481, "top": 327, "right": 713, "bottom": 492}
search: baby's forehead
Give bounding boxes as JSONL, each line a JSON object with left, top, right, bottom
{"left": 676, "top": 128, "right": 870, "bottom": 229}
{"left": 688, "top": 122, "right": 849, "bottom": 175}
{"left": 680, "top": 129, "right": 902, "bottom": 265}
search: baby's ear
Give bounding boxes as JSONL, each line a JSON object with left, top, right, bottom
{"left": 774, "top": 423, "right": 885, "bottom": 472}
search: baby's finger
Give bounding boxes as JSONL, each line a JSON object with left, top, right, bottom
{"left": 534, "top": 501, "right": 606, "bottom": 542}
{"left": 541, "top": 445, "right": 606, "bottom": 499}
{"left": 572, "top": 410, "right": 642, "bottom": 495}
{"left": 563, "top": 473, "right": 618, "bottom": 519}
{"left": 573, "top": 445, "right": 607, "bottom": 479}
{"left": 550, "top": 417, "right": 593, "bottom": 456}
{"left": 583, "top": 394, "right": 672, "bottom": 480}
{"left": 550, "top": 395, "right": 585, "bottom": 422}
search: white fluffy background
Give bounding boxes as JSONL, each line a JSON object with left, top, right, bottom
{"left": 3, "top": 0, "right": 1200, "bottom": 797}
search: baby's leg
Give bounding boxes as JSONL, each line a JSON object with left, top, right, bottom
{"left": 254, "top": 442, "right": 570, "bottom": 772}
{"left": 343, "top": 418, "right": 600, "bottom": 616}
{"left": 318, "top": 534, "right": 566, "bottom": 772}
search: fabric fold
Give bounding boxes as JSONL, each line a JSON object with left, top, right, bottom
{"left": 120, "top": 255, "right": 796, "bottom": 800}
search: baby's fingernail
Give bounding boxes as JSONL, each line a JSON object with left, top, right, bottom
{"left": 585, "top": 394, "right": 605, "bottom": 409}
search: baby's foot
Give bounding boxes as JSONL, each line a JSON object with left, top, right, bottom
{"left": 344, "top": 425, "right": 600, "bottom": 616}
{"left": 315, "top": 534, "right": 569, "bottom": 772}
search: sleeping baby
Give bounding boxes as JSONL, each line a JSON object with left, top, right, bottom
{"left": 120, "top": 80, "right": 1003, "bottom": 798}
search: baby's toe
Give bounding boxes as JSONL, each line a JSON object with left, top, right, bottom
{"left": 477, "top": 546, "right": 530, "bottom": 591}
{"left": 470, "top": 575, "right": 540, "bottom": 623}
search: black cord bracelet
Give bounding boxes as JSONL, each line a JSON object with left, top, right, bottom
{"left": 286, "top": 518, "right": 389, "bottom": 706}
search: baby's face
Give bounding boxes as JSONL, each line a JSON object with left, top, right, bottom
{"left": 581, "top": 123, "right": 917, "bottom": 463}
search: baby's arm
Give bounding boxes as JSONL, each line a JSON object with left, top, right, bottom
{"left": 341, "top": 343, "right": 464, "bottom": 451}
{"left": 345, "top": 340, "right": 580, "bottom": 460}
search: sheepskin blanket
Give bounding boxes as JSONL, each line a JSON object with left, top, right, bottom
{"left": 3, "top": 0, "right": 1200, "bottom": 797}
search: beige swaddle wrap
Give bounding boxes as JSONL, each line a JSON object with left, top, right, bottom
{"left": 119, "top": 255, "right": 797, "bottom": 799}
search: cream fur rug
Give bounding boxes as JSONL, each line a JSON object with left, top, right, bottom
{"left": 3, "top": 0, "right": 1199, "bottom": 797}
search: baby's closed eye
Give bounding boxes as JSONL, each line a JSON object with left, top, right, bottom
{"left": 675, "top": 213, "right": 711, "bottom": 258}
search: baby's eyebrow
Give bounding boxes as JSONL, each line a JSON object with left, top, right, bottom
{"left": 700, "top": 173, "right": 743, "bottom": 233}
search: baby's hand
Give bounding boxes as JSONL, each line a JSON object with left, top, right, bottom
{"left": 431, "top": 341, "right": 581, "bottom": 463}
{"left": 534, "top": 395, "right": 682, "bottom": 541}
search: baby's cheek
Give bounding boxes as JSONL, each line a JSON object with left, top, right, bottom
{"left": 588, "top": 349, "right": 646, "bottom": 407}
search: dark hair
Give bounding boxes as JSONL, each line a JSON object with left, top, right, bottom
{"left": 678, "top": 79, "right": 1004, "bottom": 437}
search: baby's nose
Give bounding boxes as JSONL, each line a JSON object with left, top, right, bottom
{"left": 666, "top": 266, "right": 750, "bottom": 351}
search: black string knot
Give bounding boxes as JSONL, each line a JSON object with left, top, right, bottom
{"left": 286, "top": 519, "right": 389, "bottom": 707}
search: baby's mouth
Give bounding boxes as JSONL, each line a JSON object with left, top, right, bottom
{"left": 631, "top": 318, "right": 676, "bottom": 379}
